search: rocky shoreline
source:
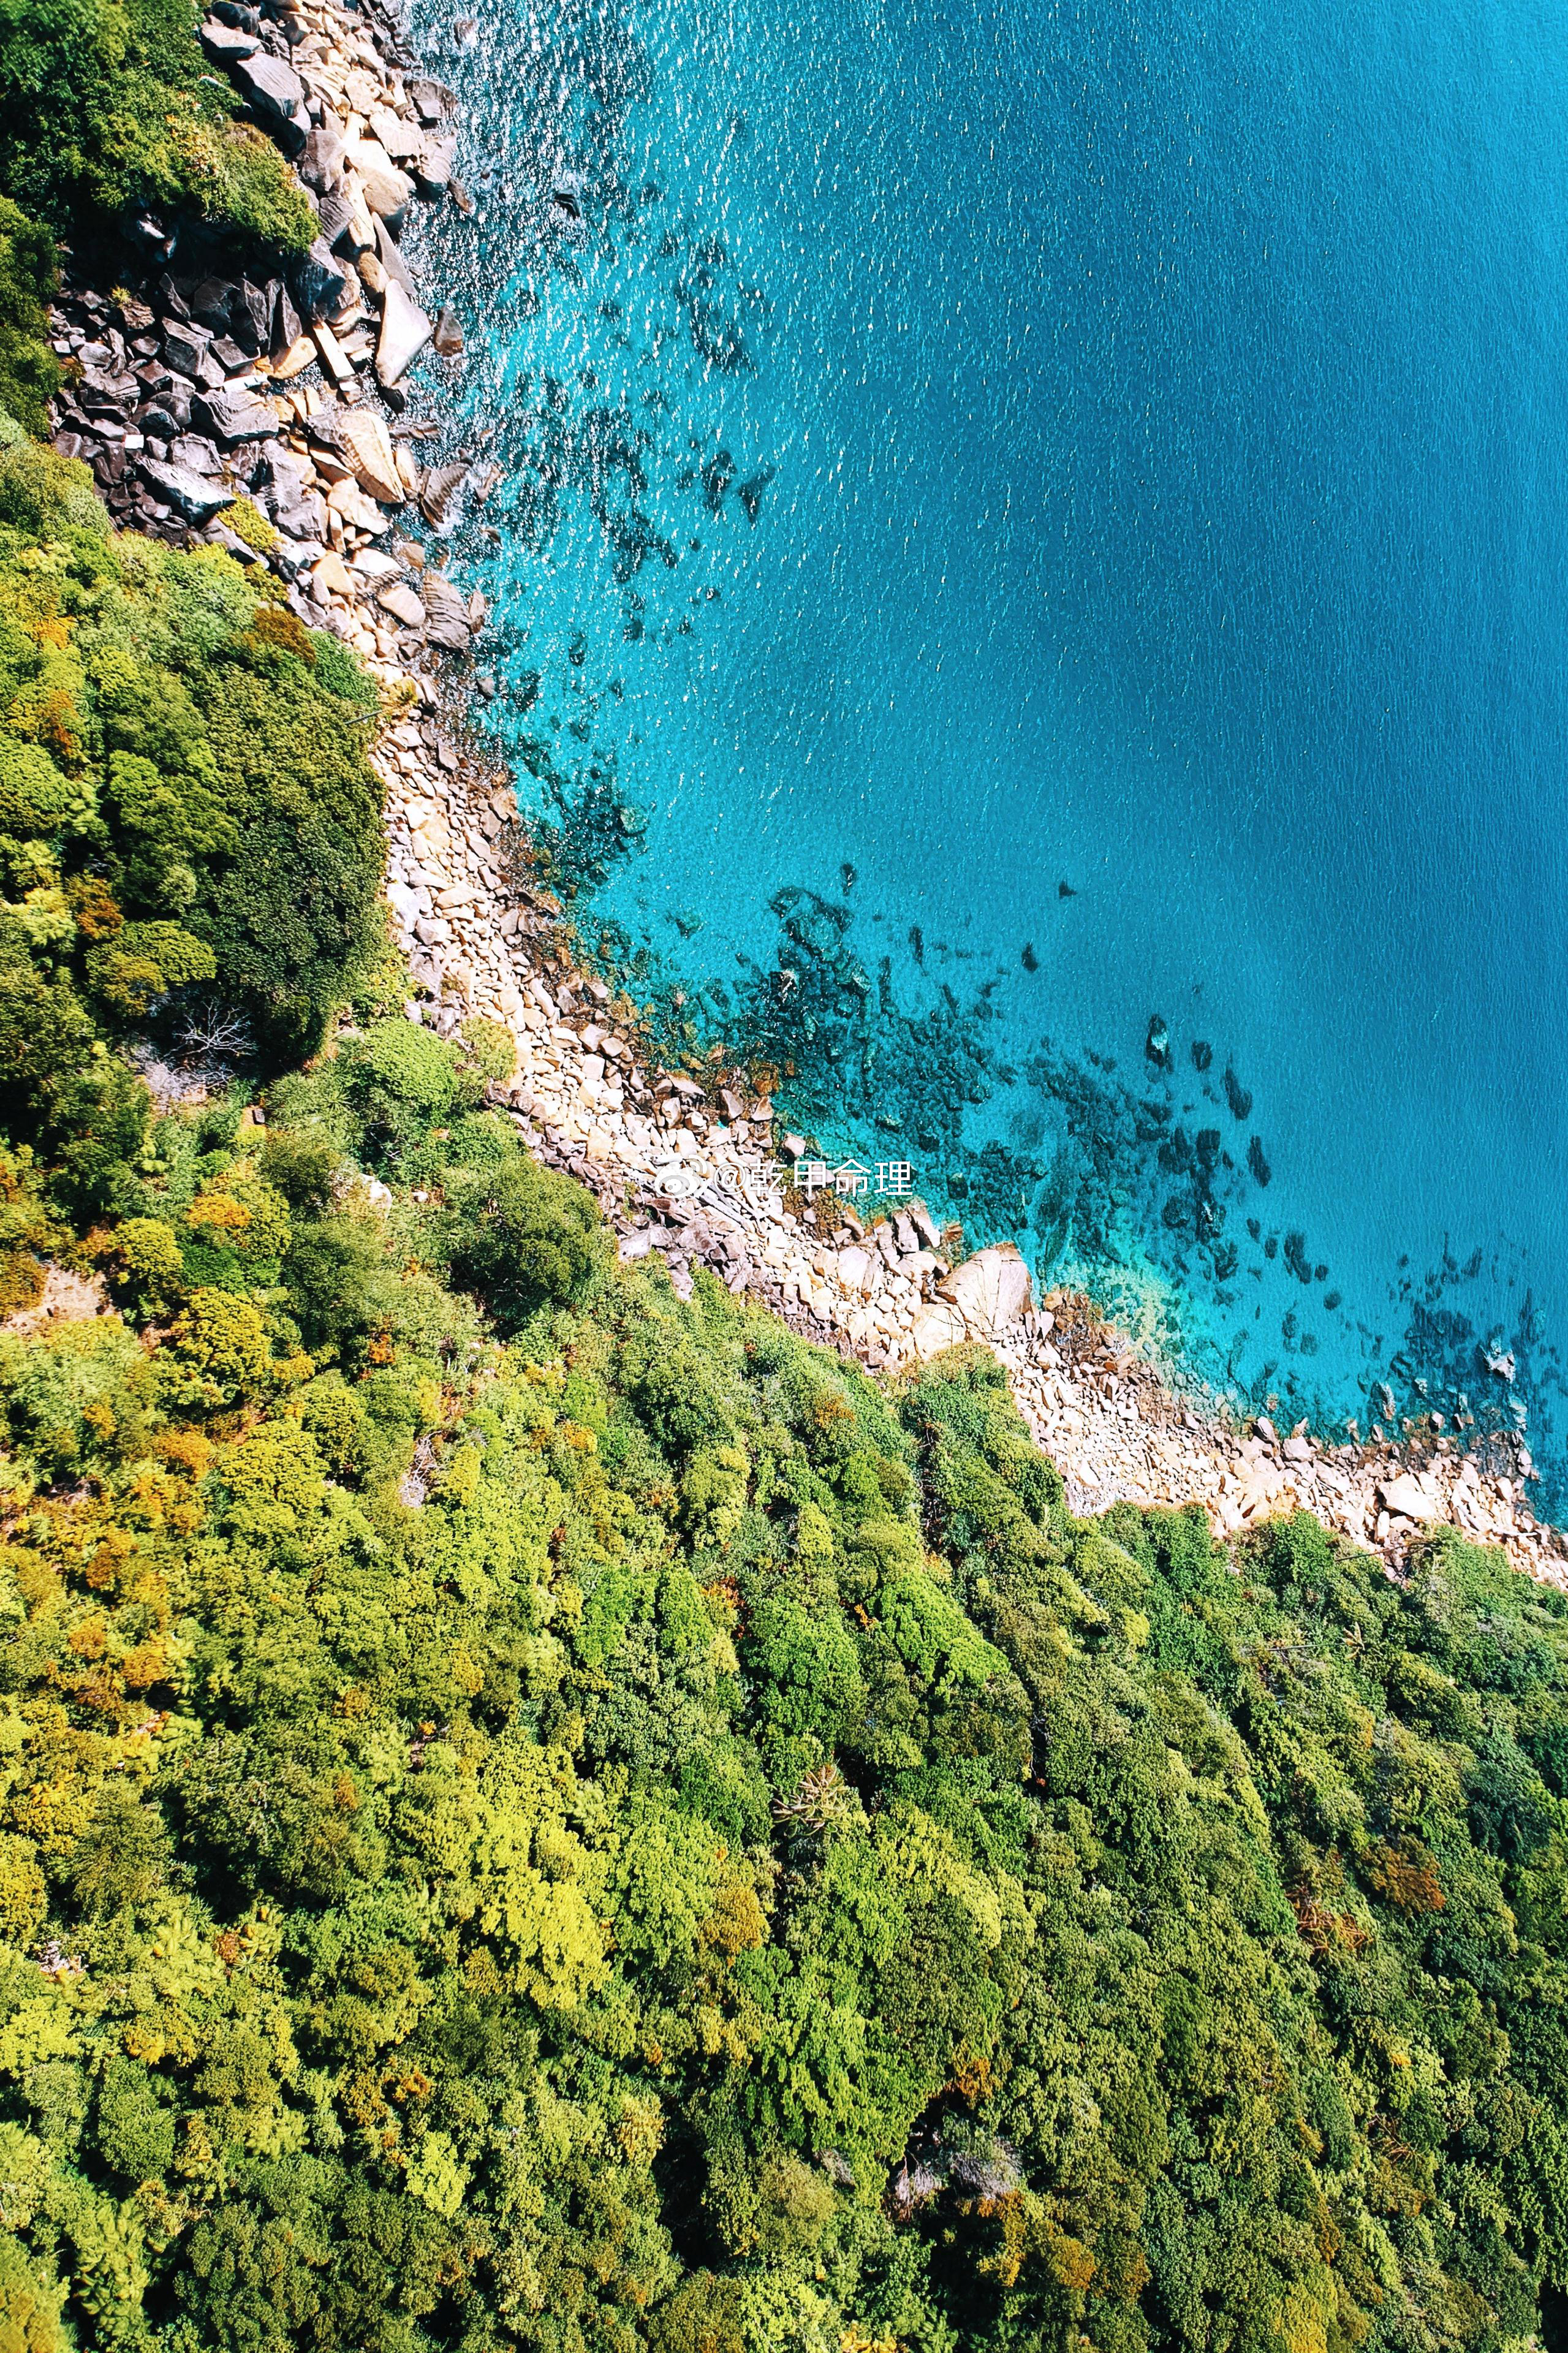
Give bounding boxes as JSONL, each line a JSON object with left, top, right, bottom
{"left": 44, "top": 0, "right": 1567, "bottom": 1591}
{"left": 371, "top": 719, "right": 1567, "bottom": 1588}
{"left": 47, "top": 0, "right": 484, "bottom": 675}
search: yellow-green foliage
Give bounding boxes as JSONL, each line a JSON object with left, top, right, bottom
{"left": 0, "top": 409, "right": 1560, "bottom": 2353}
{"left": 219, "top": 497, "right": 279, "bottom": 560}
{"left": 0, "top": 1056, "right": 1564, "bottom": 2353}
{"left": 0, "top": 442, "right": 384, "bottom": 1218}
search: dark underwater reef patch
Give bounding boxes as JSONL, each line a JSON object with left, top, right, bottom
{"left": 551, "top": 828, "right": 1562, "bottom": 1488}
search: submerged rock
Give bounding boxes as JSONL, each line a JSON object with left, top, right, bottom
{"left": 1145, "top": 1013, "right": 1172, "bottom": 1071}
{"left": 737, "top": 466, "right": 775, "bottom": 521}
{"left": 419, "top": 460, "right": 468, "bottom": 529}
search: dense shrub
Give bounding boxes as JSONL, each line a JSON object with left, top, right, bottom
{"left": 0, "top": 441, "right": 384, "bottom": 1213}
{"left": 0, "top": 0, "right": 315, "bottom": 248}
{"left": 0, "top": 199, "right": 61, "bottom": 436}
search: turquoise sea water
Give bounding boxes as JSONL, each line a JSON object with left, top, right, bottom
{"left": 409, "top": 0, "right": 1568, "bottom": 1499}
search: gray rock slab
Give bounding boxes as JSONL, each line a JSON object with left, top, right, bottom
{"left": 235, "top": 50, "right": 304, "bottom": 121}
{"left": 201, "top": 17, "right": 258, "bottom": 58}
{"left": 290, "top": 237, "right": 347, "bottom": 323}
{"left": 162, "top": 319, "right": 212, "bottom": 377}
{"left": 137, "top": 460, "right": 235, "bottom": 522}
{"left": 194, "top": 384, "right": 279, "bottom": 446}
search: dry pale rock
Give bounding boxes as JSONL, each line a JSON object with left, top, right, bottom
{"left": 910, "top": 1301, "right": 969, "bottom": 1360}
{"left": 377, "top": 582, "right": 426, "bottom": 628}
{"left": 325, "top": 478, "right": 388, "bottom": 534}
{"left": 937, "top": 1243, "right": 1032, "bottom": 1339}
{"left": 311, "top": 549, "right": 355, "bottom": 596}
{"left": 337, "top": 404, "right": 403, "bottom": 502}
{"left": 369, "top": 105, "right": 425, "bottom": 164}
{"left": 1379, "top": 1472, "right": 1441, "bottom": 1523}
{"left": 346, "top": 135, "right": 413, "bottom": 217}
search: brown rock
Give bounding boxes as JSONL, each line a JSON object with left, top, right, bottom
{"left": 311, "top": 550, "right": 354, "bottom": 597}
{"left": 377, "top": 581, "right": 426, "bottom": 629}
{"left": 337, "top": 405, "right": 402, "bottom": 502}
{"left": 418, "top": 460, "right": 468, "bottom": 528}
{"left": 325, "top": 478, "right": 388, "bottom": 535}
{"left": 345, "top": 138, "right": 413, "bottom": 220}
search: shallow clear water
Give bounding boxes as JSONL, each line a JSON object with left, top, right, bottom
{"left": 409, "top": 0, "right": 1568, "bottom": 1497}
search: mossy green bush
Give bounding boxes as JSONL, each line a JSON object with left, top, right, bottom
{"left": 0, "top": 0, "right": 315, "bottom": 249}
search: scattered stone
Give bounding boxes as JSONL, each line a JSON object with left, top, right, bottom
{"left": 270, "top": 280, "right": 302, "bottom": 360}
{"left": 311, "top": 320, "right": 357, "bottom": 387}
{"left": 419, "top": 573, "right": 471, "bottom": 650}
{"left": 162, "top": 318, "right": 212, "bottom": 376}
{"left": 418, "top": 459, "right": 468, "bottom": 528}
{"left": 291, "top": 237, "right": 349, "bottom": 322}
{"left": 325, "top": 478, "right": 389, "bottom": 535}
{"left": 1378, "top": 1472, "right": 1438, "bottom": 1523}
{"left": 312, "top": 550, "right": 354, "bottom": 596}
{"left": 200, "top": 17, "right": 259, "bottom": 59}
{"left": 408, "top": 75, "right": 458, "bottom": 122}
{"left": 346, "top": 135, "right": 414, "bottom": 219}
{"left": 373, "top": 214, "right": 417, "bottom": 294}
{"left": 300, "top": 120, "right": 346, "bottom": 191}
{"left": 235, "top": 51, "right": 308, "bottom": 149}
{"left": 337, "top": 405, "right": 403, "bottom": 502}
{"left": 415, "top": 138, "right": 456, "bottom": 194}
{"left": 370, "top": 106, "right": 425, "bottom": 165}
{"left": 936, "top": 1243, "right": 1032, "bottom": 1339}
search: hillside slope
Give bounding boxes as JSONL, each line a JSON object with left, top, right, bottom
{"left": 1, "top": 433, "right": 1567, "bottom": 2353}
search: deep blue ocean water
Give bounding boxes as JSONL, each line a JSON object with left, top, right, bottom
{"left": 409, "top": 0, "right": 1568, "bottom": 1498}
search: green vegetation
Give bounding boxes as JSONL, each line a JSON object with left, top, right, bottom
{"left": 0, "top": 0, "right": 315, "bottom": 251}
{"left": 0, "top": 434, "right": 385, "bottom": 1232}
{"left": 0, "top": 202, "right": 62, "bottom": 442}
{"left": 1, "top": 420, "right": 1567, "bottom": 2353}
